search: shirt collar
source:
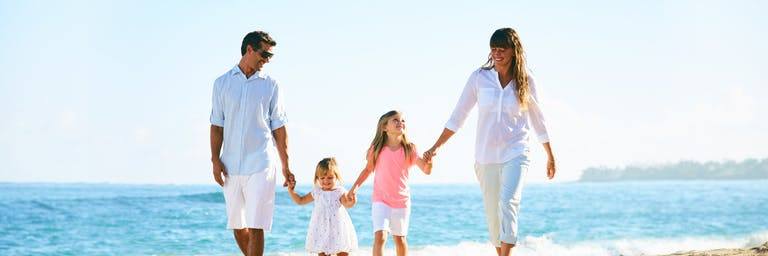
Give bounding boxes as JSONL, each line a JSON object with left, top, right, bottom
{"left": 230, "top": 65, "right": 266, "bottom": 80}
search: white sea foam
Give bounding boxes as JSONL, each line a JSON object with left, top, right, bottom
{"left": 271, "top": 230, "right": 768, "bottom": 256}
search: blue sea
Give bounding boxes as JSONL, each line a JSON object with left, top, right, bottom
{"left": 1, "top": 181, "right": 767, "bottom": 256}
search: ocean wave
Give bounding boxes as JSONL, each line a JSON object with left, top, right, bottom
{"left": 269, "top": 231, "right": 768, "bottom": 256}
{"left": 177, "top": 192, "right": 224, "bottom": 203}
{"left": 95, "top": 192, "right": 225, "bottom": 204}
{"left": 29, "top": 200, "right": 56, "bottom": 211}
{"left": 4, "top": 190, "right": 309, "bottom": 207}
{"left": 4, "top": 192, "right": 226, "bottom": 207}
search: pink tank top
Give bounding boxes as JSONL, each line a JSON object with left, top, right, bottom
{"left": 371, "top": 145, "right": 418, "bottom": 208}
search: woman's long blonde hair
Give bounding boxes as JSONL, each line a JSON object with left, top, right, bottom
{"left": 482, "top": 28, "right": 530, "bottom": 110}
{"left": 314, "top": 157, "right": 342, "bottom": 184}
{"left": 369, "top": 110, "right": 413, "bottom": 165}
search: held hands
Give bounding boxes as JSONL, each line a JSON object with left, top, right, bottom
{"left": 346, "top": 192, "right": 357, "bottom": 205}
{"left": 423, "top": 146, "right": 438, "bottom": 163}
{"left": 346, "top": 187, "right": 358, "bottom": 203}
{"left": 287, "top": 180, "right": 296, "bottom": 192}
{"left": 283, "top": 168, "right": 296, "bottom": 189}
{"left": 212, "top": 158, "right": 227, "bottom": 187}
{"left": 340, "top": 189, "right": 358, "bottom": 208}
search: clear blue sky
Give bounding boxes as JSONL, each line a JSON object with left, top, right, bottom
{"left": 1, "top": 0, "right": 766, "bottom": 184}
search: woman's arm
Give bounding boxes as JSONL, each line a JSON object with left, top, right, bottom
{"left": 526, "top": 74, "right": 555, "bottom": 179}
{"left": 426, "top": 71, "right": 478, "bottom": 161}
{"left": 287, "top": 186, "right": 314, "bottom": 205}
{"left": 424, "top": 128, "right": 456, "bottom": 162}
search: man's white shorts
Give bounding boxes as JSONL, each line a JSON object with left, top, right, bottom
{"left": 222, "top": 168, "right": 276, "bottom": 231}
{"left": 371, "top": 202, "right": 410, "bottom": 236}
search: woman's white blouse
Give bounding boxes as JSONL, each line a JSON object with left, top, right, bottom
{"left": 445, "top": 68, "right": 549, "bottom": 164}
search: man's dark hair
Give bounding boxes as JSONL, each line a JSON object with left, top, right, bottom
{"left": 241, "top": 31, "right": 276, "bottom": 56}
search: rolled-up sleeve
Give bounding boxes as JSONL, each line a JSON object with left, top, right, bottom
{"left": 445, "top": 71, "right": 478, "bottom": 132}
{"left": 210, "top": 80, "right": 225, "bottom": 127}
{"left": 526, "top": 74, "right": 549, "bottom": 143}
{"left": 268, "top": 82, "right": 288, "bottom": 131}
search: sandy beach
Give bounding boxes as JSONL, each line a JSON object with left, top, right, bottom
{"left": 659, "top": 241, "right": 768, "bottom": 256}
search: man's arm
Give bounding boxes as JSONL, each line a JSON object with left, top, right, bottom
{"left": 210, "top": 125, "right": 226, "bottom": 186}
{"left": 272, "top": 126, "right": 294, "bottom": 187}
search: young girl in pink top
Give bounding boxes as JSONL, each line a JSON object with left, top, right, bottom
{"left": 349, "top": 110, "right": 432, "bottom": 256}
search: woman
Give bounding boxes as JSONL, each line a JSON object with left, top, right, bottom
{"left": 423, "top": 28, "right": 556, "bottom": 256}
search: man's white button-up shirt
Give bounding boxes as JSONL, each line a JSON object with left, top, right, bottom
{"left": 210, "top": 66, "right": 288, "bottom": 175}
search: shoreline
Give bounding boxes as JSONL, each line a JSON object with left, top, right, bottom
{"left": 658, "top": 241, "right": 768, "bottom": 256}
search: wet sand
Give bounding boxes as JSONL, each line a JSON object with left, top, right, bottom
{"left": 658, "top": 241, "right": 768, "bottom": 256}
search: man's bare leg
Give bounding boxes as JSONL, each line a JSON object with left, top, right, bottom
{"left": 246, "top": 228, "right": 264, "bottom": 256}
{"left": 233, "top": 229, "right": 249, "bottom": 255}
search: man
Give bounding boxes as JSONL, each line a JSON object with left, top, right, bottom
{"left": 210, "top": 30, "right": 295, "bottom": 256}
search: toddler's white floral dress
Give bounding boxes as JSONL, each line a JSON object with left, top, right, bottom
{"left": 305, "top": 186, "right": 358, "bottom": 254}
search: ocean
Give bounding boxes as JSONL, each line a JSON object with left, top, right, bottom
{"left": 1, "top": 181, "right": 766, "bottom": 255}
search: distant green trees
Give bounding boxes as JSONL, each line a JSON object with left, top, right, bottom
{"left": 579, "top": 158, "right": 768, "bottom": 182}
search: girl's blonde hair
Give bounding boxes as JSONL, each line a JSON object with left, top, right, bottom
{"left": 369, "top": 110, "right": 414, "bottom": 165}
{"left": 314, "top": 157, "right": 342, "bottom": 184}
{"left": 482, "top": 28, "right": 530, "bottom": 111}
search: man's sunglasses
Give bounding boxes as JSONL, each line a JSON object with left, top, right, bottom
{"left": 256, "top": 49, "right": 273, "bottom": 59}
